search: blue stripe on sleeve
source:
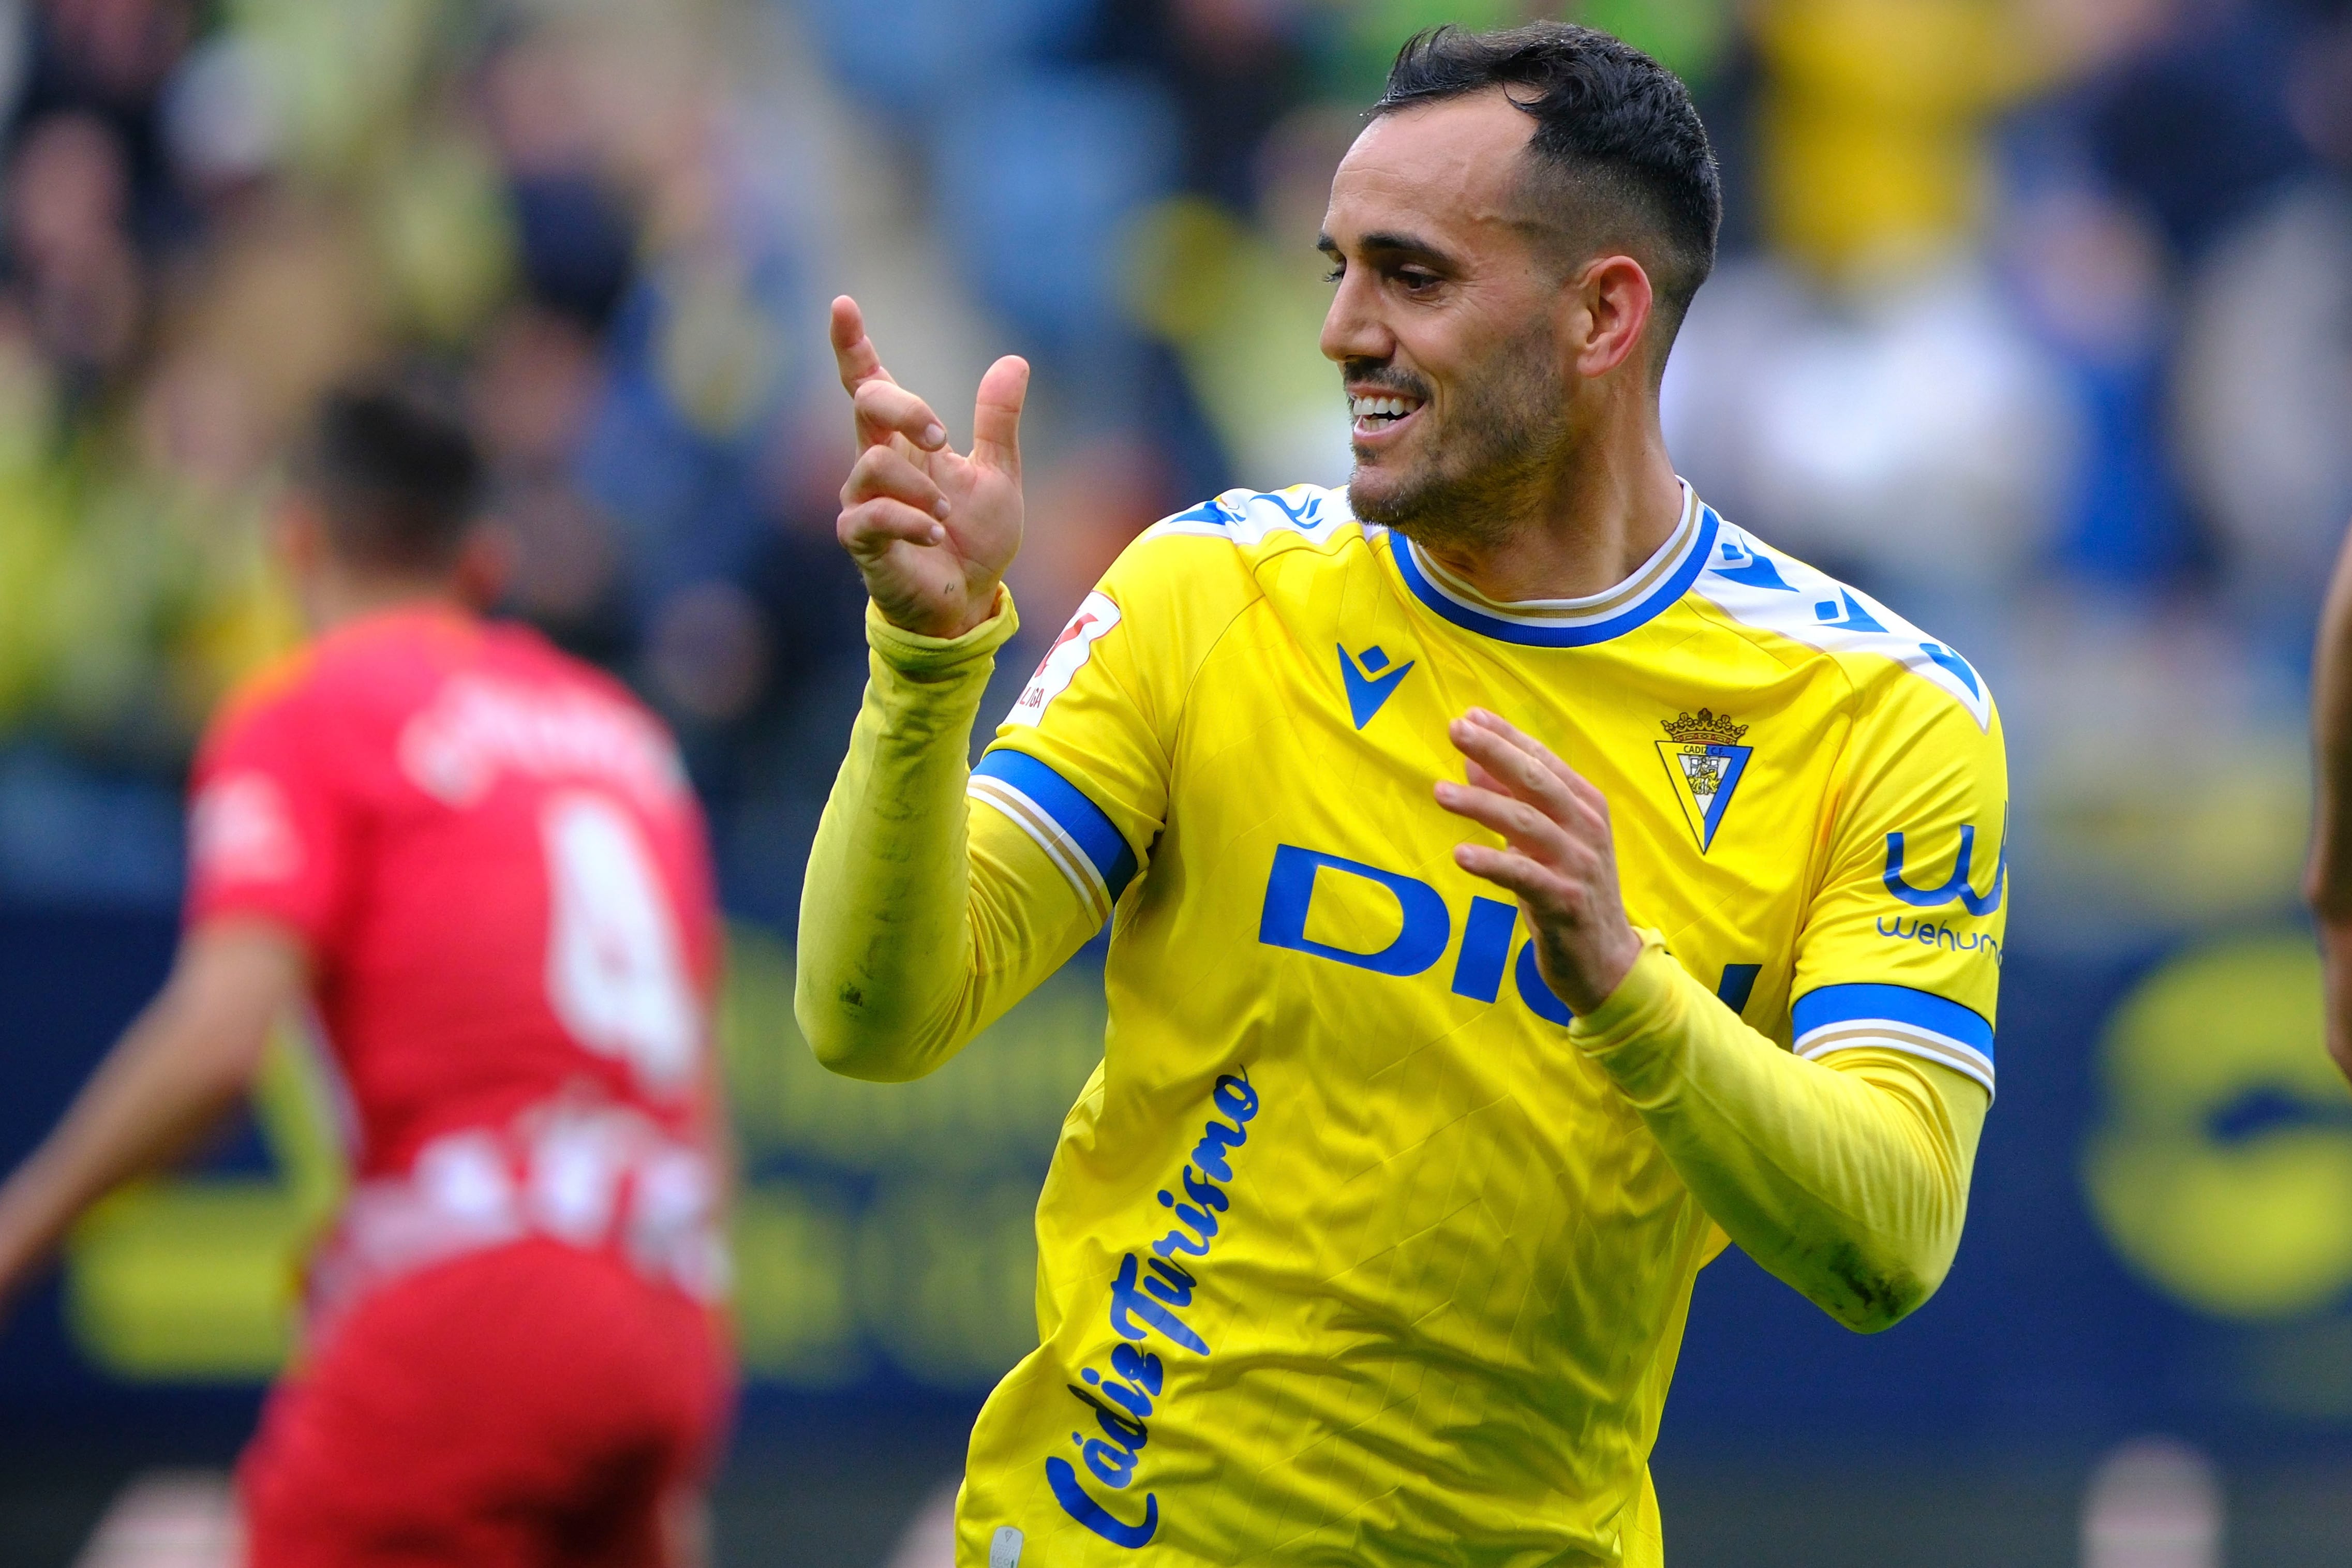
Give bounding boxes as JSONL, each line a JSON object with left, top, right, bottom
{"left": 1791, "top": 982, "right": 1994, "bottom": 1057}
{"left": 972, "top": 749, "right": 1139, "bottom": 901}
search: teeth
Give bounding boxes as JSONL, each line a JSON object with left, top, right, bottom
{"left": 1349, "top": 395, "right": 1419, "bottom": 419}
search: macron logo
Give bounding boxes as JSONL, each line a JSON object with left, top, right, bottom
{"left": 1337, "top": 643, "right": 1415, "bottom": 729}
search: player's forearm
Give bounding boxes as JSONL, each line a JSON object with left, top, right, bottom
{"left": 1571, "top": 941, "right": 1987, "bottom": 1333}
{"left": 0, "top": 982, "right": 268, "bottom": 1292}
{"left": 2310, "top": 527, "right": 2352, "bottom": 920}
{"left": 2309, "top": 531, "right": 2352, "bottom": 1081}
{"left": 796, "top": 595, "right": 1017, "bottom": 1081}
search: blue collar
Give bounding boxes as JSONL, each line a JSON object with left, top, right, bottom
{"left": 1385, "top": 488, "right": 1718, "bottom": 649}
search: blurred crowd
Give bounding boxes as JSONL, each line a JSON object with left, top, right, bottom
{"left": 0, "top": 0, "right": 2345, "bottom": 952}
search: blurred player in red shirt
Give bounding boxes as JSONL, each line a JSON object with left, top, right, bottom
{"left": 0, "top": 381, "right": 734, "bottom": 1566}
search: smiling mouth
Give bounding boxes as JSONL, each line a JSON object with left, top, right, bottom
{"left": 1348, "top": 392, "right": 1425, "bottom": 441}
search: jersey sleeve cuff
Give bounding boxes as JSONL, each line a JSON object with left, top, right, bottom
{"left": 866, "top": 586, "right": 1021, "bottom": 678}
{"left": 1567, "top": 931, "right": 1672, "bottom": 1043}
{"left": 1791, "top": 982, "right": 1996, "bottom": 1098}
{"left": 1567, "top": 931, "right": 1678, "bottom": 1046}
{"left": 1566, "top": 934, "right": 1690, "bottom": 1107}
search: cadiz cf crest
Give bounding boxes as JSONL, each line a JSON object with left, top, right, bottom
{"left": 1656, "top": 709, "right": 1752, "bottom": 854}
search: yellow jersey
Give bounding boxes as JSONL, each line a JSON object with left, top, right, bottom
{"left": 955, "top": 481, "right": 2006, "bottom": 1565}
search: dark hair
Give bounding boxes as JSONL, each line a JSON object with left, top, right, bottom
{"left": 297, "top": 378, "right": 485, "bottom": 574}
{"left": 1372, "top": 22, "right": 1721, "bottom": 327}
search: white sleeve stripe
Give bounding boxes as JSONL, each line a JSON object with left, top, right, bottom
{"left": 1795, "top": 1021, "right": 1996, "bottom": 1099}
{"left": 968, "top": 778, "right": 1112, "bottom": 923}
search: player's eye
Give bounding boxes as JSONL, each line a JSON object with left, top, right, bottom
{"left": 1322, "top": 264, "right": 1344, "bottom": 285}
{"left": 1396, "top": 268, "right": 1439, "bottom": 292}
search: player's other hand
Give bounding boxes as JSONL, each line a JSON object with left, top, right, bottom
{"left": 1437, "top": 709, "right": 1643, "bottom": 1018}
{"left": 830, "top": 296, "right": 1029, "bottom": 640}
{"left": 2317, "top": 920, "right": 2352, "bottom": 1085}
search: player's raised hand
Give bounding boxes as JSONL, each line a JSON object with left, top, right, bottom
{"left": 830, "top": 296, "right": 1029, "bottom": 639}
{"left": 1436, "top": 709, "right": 1644, "bottom": 1017}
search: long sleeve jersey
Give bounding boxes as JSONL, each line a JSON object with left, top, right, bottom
{"left": 799, "top": 483, "right": 1999, "bottom": 1568}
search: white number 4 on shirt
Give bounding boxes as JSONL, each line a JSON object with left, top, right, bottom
{"left": 542, "top": 791, "right": 698, "bottom": 1094}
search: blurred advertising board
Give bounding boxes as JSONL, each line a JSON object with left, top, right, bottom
{"left": 4, "top": 908, "right": 2352, "bottom": 1457}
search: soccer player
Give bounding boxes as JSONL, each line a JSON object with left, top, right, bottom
{"left": 801, "top": 22, "right": 2003, "bottom": 1566}
{"left": 0, "top": 384, "right": 733, "bottom": 1566}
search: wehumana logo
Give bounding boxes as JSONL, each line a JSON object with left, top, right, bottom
{"left": 1881, "top": 817, "right": 2006, "bottom": 916}
{"left": 1876, "top": 916, "right": 2001, "bottom": 966}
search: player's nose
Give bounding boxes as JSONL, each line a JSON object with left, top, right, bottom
{"left": 1319, "top": 273, "right": 1393, "bottom": 366}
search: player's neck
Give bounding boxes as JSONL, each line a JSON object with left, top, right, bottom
{"left": 302, "top": 570, "right": 473, "bottom": 638}
{"left": 1411, "top": 411, "right": 1683, "bottom": 606}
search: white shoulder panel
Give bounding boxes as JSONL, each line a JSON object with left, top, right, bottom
{"left": 1144, "top": 484, "right": 1356, "bottom": 547}
{"left": 1694, "top": 519, "right": 1996, "bottom": 731}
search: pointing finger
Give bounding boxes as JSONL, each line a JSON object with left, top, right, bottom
{"left": 829, "top": 296, "right": 896, "bottom": 396}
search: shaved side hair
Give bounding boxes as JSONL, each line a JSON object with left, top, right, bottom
{"left": 1372, "top": 23, "right": 1722, "bottom": 348}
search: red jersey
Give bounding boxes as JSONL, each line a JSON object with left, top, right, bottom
{"left": 186, "top": 607, "right": 726, "bottom": 1317}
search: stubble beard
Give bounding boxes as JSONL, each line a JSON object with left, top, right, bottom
{"left": 1346, "top": 328, "right": 1572, "bottom": 556}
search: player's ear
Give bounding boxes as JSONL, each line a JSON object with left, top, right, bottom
{"left": 271, "top": 498, "right": 340, "bottom": 635}
{"left": 452, "top": 519, "right": 516, "bottom": 613}
{"left": 1569, "top": 254, "right": 1654, "bottom": 382}
{"left": 273, "top": 496, "right": 326, "bottom": 581}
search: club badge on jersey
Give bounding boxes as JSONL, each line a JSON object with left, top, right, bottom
{"left": 1655, "top": 708, "right": 1753, "bottom": 854}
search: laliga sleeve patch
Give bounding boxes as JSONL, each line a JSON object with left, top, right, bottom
{"left": 1005, "top": 591, "right": 1121, "bottom": 728}
{"left": 190, "top": 771, "right": 303, "bottom": 884}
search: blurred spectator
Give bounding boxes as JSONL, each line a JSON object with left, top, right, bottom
{"left": 1750, "top": 0, "right": 2043, "bottom": 281}
{"left": 1664, "top": 257, "right": 2078, "bottom": 603}
{"left": 479, "top": 30, "right": 637, "bottom": 332}
{"left": 2000, "top": 177, "right": 2194, "bottom": 588}
{"left": 2076, "top": 0, "right": 2311, "bottom": 261}
{"left": 11, "top": 0, "right": 193, "bottom": 251}
{"left": 1664, "top": 0, "right": 2078, "bottom": 610}
{"left": 0, "top": 0, "right": 2332, "bottom": 959}
{"left": 2171, "top": 5, "right": 2352, "bottom": 634}
{"left": 2174, "top": 176, "right": 2352, "bottom": 625}
{"left": 1101, "top": 0, "right": 1315, "bottom": 211}
{"left": 1127, "top": 104, "right": 1356, "bottom": 489}
{"left": 10, "top": 112, "right": 144, "bottom": 396}
{"left": 470, "top": 302, "right": 631, "bottom": 664}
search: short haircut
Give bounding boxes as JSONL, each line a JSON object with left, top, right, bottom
{"left": 297, "top": 379, "right": 485, "bottom": 574}
{"left": 1371, "top": 22, "right": 1722, "bottom": 333}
